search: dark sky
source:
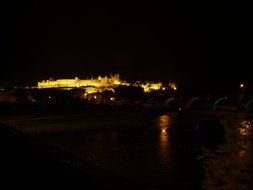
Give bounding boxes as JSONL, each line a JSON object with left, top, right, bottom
{"left": 1, "top": 1, "right": 251, "bottom": 87}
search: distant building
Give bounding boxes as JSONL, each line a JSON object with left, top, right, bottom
{"left": 37, "top": 73, "right": 176, "bottom": 93}
{"left": 38, "top": 74, "right": 123, "bottom": 89}
{"left": 140, "top": 82, "right": 162, "bottom": 92}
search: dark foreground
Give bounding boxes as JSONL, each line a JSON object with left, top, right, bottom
{"left": 0, "top": 123, "right": 146, "bottom": 190}
{"left": 1, "top": 108, "right": 251, "bottom": 190}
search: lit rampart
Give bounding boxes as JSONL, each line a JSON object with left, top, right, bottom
{"left": 37, "top": 74, "right": 176, "bottom": 93}
{"left": 38, "top": 74, "right": 122, "bottom": 89}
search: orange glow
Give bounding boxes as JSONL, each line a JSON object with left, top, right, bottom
{"left": 158, "top": 115, "right": 171, "bottom": 127}
{"left": 239, "top": 120, "right": 251, "bottom": 136}
{"left": 238, "top": 120, "right": 252, "bottom": 158}
{"left": 141, "top": 82, "right": 162, "bottom": 92}
{"left": 157, "top": 115, "right": 171, "bottom": 163}
{"left": 240, "top": 83, "right": 244, "bottom": 88}
{"left": 38, "top": 74, "right": 122, "bottom": 89}
{"left": 37, "top": 74, "right": 177, "bottom": 94}
{"left": 169, "top": 83, "right": 177, "bottom": 91}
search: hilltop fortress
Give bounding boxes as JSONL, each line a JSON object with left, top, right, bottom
{"left": 37, "top": 74, "right": 175, "bottom": 93}
{"left": 38, "top": 74, "right": 124, "bottom": 89}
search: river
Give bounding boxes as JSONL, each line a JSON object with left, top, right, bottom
{"left": 37, "top": 112, "right": 227, "bottom": 189}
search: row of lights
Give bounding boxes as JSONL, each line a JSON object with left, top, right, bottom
{"left": 93, "top": 95, "right": 115, "bottom": 101}
{"left": 162, "top": 86, "right": 177, "bottom": 91}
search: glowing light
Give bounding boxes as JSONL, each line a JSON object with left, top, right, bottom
{"left": 239, "top": 128, "right": 247, "bottom": 136}
{"left": 240, "top": 83, "right": 245, "bottom": 88}
{"left": 94, "top": 96, "right": 97, "bottom": 99}
{"left": 169, "top": 83, "right": 177, "bottom": 91}
{"left": 37, "top": 74, "right": 177, "bottom": 94}
{"left": 239, "top": 120, "right": 252, "bottom": 136}
{"left": 141, "top": 82, "right": 162, "bottom": 92}
{"left": 48, "top": 96, "right": 51, "bottom": 99}
{"left": 238, "top": 120, "right": 252, "bottom": 158}
{"left": 157, "top": 115, "right": 171, "bottom": 163}
{"left": 85, "top": 87, "right": 98, "bottom": 94}
{"left": 158, "top": 115, "right": 171, "bottom": 127}
{"left": 110, "top": 97, "right": 115, "bottom": 101}
{"left": 38, "top": 74, "right": 122, "bottom": 89}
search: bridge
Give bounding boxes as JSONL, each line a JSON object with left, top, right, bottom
{"left": 162, "top": 93, "right": 253, "bottom": 112}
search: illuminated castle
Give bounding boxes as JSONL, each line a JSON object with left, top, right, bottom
{"left": 38, "top": 74, "right": 123, "bottom": 89}
{"left": 37, "top": 74, "right": 176, "bottom": 93}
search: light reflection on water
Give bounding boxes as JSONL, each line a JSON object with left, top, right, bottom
{"left": 157, "top": 114, "right": 171, "bottom": 163}
{"left": 238, "top": 120, "right": 252, "bottom": 158}
{"left": 41, "top": 113, "right": 202, "bottom": 189}
{"left": 158, "top": 115, "right": 171, "bottom": 128}
{"left": 239, "top": 120, "right": 252, "bottom": 136}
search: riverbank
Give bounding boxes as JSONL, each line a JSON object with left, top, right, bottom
{"left": 0, "top": 123, "right": 150, "bottom": 190}
{"left": 0, "top": 105, "right": 162, "bottom": 135}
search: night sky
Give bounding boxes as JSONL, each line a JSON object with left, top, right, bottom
{"left": 1, "top": 2, "right": 251, "bottom": 87}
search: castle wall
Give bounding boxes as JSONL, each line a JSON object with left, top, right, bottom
{"left": 38, "top": 74, "right": 122, "bottom": 89}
